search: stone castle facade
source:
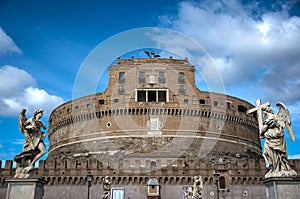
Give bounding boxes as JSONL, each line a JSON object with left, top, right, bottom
{"left": 1, "top": 57, "right": 299, "bottom": 198}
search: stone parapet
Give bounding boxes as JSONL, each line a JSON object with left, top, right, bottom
{"left": 2, "top": 159, "right": 299, "bottom": 185}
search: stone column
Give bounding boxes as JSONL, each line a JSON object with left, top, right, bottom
{"left": 6, "top": 178, "right": 47, "bottom": 199}
{"left": 262, "top": 177, "right": 300, "bottom": 199}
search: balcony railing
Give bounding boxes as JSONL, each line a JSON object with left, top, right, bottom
{"left": 158, "top": 78, "right": 166, "bottom": 83}
{"left": 118, "top": 89, "right": 125, "bottom": 94}
{"left": 178, "top": 78, "right": 185, "bottom": 83}
{"left": 138, "top": 78, "right": 146, "bottom": 83}
{"left": 178, "top": 88, "right": 186, "bottom": 95}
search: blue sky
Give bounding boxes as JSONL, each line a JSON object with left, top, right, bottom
{"left": 0, "top": 0, "right": 300, "bottom": 167}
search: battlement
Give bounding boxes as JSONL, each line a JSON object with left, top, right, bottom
{"left": 2, "top": 158, "right": 300, "bottom": 174}
{"left": 1, "top": 158, "right": 299, "bottom": 188}
{"left": 0, "top": 159, "right": 296, "bottom": 177}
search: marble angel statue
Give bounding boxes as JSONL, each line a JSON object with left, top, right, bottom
{"left": 192, "top": 175, "right": 203, "bottom": 199}
{"left": 14, "top": 109, "right": 47, "bottom": 178}
{"left": 102, "top": 176, "right": 112, "bottom": 199}
{"left": 260, "top": 102, "right": 297, "bottom": 177}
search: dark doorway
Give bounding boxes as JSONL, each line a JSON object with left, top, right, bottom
{"left": 158, "top": 91, "right": 166, "bottom": 102}
{"left": 148, "top": 91, "right": 156, "bottom": 102}
{"left": 137, "top": 91, "right": 146, "bottom": 102}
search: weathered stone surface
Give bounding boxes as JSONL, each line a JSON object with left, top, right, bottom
{"left": 6, "top": 178, "right": 46, "bottom": 199}
{"left": 47, "top": 58, "right": 261, "bottom": 165}
{"left": 262, "top": 177, "right": 300, "bottom": 199}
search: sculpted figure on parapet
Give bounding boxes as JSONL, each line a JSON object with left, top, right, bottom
{"left": 248, "top": 99, "right": 297, "bottom": 178}
{"left": 192, "top": 175, "right": 203, "bottom": 199}
{"left": 14, "top": 109, "right": 47, "bottom": 178}
{"left": 102, "top": 176, "right": 112, "bottom": 199}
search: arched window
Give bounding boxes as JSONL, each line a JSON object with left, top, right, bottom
{"left": 97, "top": 161, "right": 103, "bottom": 169}
{"left": 150, "top": 161, "right": 156, "bottom": 170}
{"left": 238, "top": 105, "right": 247, "bottom": 113}
{"left": 219, "top": 176, "right": 226, "bottom": 189}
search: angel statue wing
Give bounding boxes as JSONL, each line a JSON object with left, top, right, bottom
{"left": 18, "top": 109, "right": 27, "bottom": 135}
{"left": 276, "top": 101, "right": 295, "bottom": 142}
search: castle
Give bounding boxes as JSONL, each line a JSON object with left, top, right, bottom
{"left": 1, "top": 56, "right": 299, "bottom": 199}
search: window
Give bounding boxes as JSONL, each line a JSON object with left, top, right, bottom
{"left": 98, "top": 99, "right": 105, "bottom": 105}
{"left": 119, "top": 72, "right": 124, "bottom": 79}
{"left": 97, "top": 161, "right": 103, "bottom": 169}
{"left": 139, "top": 72, "right": 145, "bottom": 83}
{"left": 158, "top": 91, "right": 166, "bottom": 102}
{"left": 200, "top": 99, "right": 206, "bottom": 105}
{"left": 238, "top": 105, "right": 247, "bottom": 113}
{"left": 87, "top": 160, "right": 93, "bottom": 169}
{"left": 158, "top": 72, "right": 165, "bottom": 83}
{"left": 150, "top": 161, "right": 157, "bottom": 170}
{"left": 137, "top": 91, "right": 146, "bottom": 102}
{"left": 178, "top": 72, "right": 185, "bottom": 83}
{"left": 219, "top": 176, "right": 226, "bottom": 189}
{"left": 214, "top": 101, "right": 219, "bottom": 107}
{"left": 111, "top": 187, "right": 125, "bottom": 199}
{"left": 184, "top": 99, "right": 189, "bottom": 104}
{"left": 227, "top": 101, "right": 231, "bottom": 109}
{"left": 148, "top": 91, "right": 156, "bottom": 102}
{"left": 118, "top": 85, "right": 125, "bottom": 94}
{"left": 136, "top": 89, "right": 168, "bottom": 102}
{"left": 114, "top": 99, "right": 119, "bottom": 103}
{"left": 179, "top": 85, "right": 185, "bottom": 95}
{"left": 86, "top": 103, "right": 91, "bottom": 108}
{"left": 118, "top": 72, "right": 125, "bottom": 83}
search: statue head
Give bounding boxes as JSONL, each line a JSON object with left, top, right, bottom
{"left": 103, "top": 176, "right": 111, "bottom": 182}
{"left": 20, "top": 109, "right": 26, "bottom": 115}
{"left": 262, "top": 106, "right": 273, "bottom": 114}
{"left": 194, "top": 175, "right": 202, "bottom": 186}
{"left": 34, "top": 109, "right": 44, "bottom": 119}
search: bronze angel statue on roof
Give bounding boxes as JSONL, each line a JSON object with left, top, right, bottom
{"left": 14, "top": 109, "right": 47, "bottom": 178}
{"left": 260, "top": 101, "right": 297, "bottom": 178}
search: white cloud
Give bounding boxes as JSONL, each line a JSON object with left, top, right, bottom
{"left": 0, "top": 65, "right": 64, "bottom": 117}
{"left": 159, "top": 0, "right": 300, "bottom": 104}
{"left": 0, "top": 65, "right": 36, "bottom": 98}
{"left": 289, "top": 154, "right": 300, "bottom": 159}
{"left": 0, "top": 27, "right": 22, "bottom": 56}
{"left": 12, "top": 139, "right": 24, "bottom": 145}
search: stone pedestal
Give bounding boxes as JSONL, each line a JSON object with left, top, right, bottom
{"left": 6, "top": 178, "right": 47, "bottom": 199}
{"left": 262, "top": 177, "right": 300, "bottom": 199}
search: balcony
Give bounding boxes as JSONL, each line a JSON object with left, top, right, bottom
{"left": 178, "top": 78, "right": 185, "bottom": 83}
{"left": 158, "top": 78, "right": 166, "bottom": 83}
{"left": 118, "top": 85, "right": 125, "bottom": 94}
{"left": 138, "top": 78, "right": 146, "bottom": 83}
{"left": 178, "top": 88, "right": 186, "bottom": 95}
